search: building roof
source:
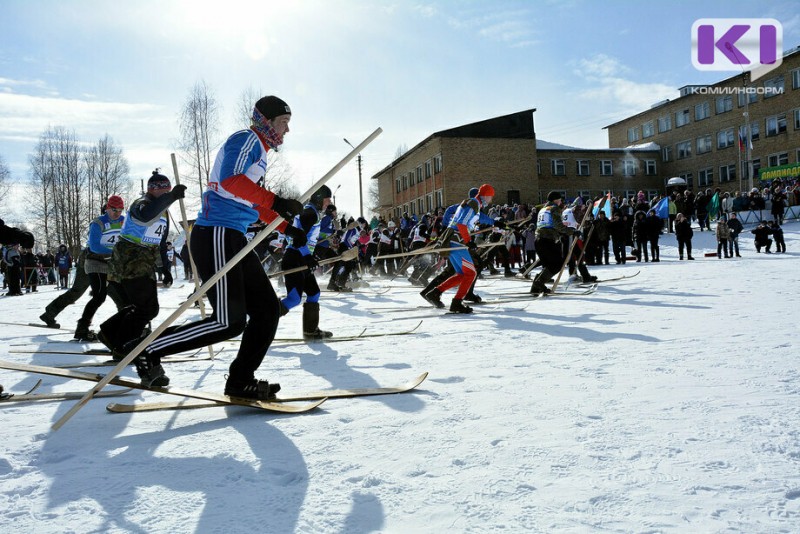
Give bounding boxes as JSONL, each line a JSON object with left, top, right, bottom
{"left": 371, "top": 109, "right": 537, "bottom": 179}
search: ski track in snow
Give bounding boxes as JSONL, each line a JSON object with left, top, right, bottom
{"left": 1, "top": 223, "right": 799, "bottom": 532}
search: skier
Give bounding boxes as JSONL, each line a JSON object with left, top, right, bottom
{"left": 114, "top": 96, "right": 304, "bottom": 397}
{"left": 423, "top": 184, "right": 495, "bottom": 313}
{"left": 279, "top": 185, "right": 334, "bottom": 340}
{"left": 328, "top": 219, "right": 359, "bottom": 291}
{"left": 96, "top": 171, "right": 186, "bottom": 381}
{"left": 530, "top": 191, "right": 579, "bottom": 295}
{"left": 74, "top": 195, "right": 125, "bottom": 341}
{"left": 561, "top": 200, "right": 597, "bottom": 283}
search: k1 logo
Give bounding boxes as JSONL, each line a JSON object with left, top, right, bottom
{"left": 692, "top": 18, "right": 783, "bottom": 81}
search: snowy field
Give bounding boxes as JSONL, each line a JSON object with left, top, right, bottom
{"left": 0, "top": 222, "right": 798, "bottom": 533}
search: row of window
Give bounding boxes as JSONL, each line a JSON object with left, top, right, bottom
{"left": 542, "top": 158, "right": 657, "bottom": 177}
{"left": 540, "top": 189, "right": 661, "bottom": 204}
{"left": 394, "top": 190, "right": 444, "bottom": 218}
{"left": 627, "top": 70, "right": 800, "bottom": 142}
{"left": 395, "top": 154, "right": 443, "bottom": 192}
{"left": 677, "top": 150, "right": 797, "bottom": 188}
{"left": 663, "top": 110, "right": 798, "bottom": 162}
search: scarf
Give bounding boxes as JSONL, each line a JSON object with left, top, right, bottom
{"left": 251, "top": 108, "right": 284, "bottom": 150}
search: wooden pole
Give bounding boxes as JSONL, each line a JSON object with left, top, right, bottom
{"left": 51, "top": 127, "right": 382, "bottom": 431}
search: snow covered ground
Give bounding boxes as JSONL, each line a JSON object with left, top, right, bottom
{"left": 1, "top": 221, "right": 798, "bottom": 533}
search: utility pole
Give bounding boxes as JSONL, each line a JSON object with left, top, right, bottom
{"left": 343, "top": 138, "right": 363, "bottom": 218}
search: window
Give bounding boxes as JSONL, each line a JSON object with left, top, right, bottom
{"left": 715, "top": 95, "right": 733, "bottom": 114}
{"left": 645, "top": 160, "right": 657, "bottom": 176}
{"left": 402, "top": 175, "right": 408, "bottom": 190}
{"left": 551, "top": 159, "right": 566, "bottom": 176}
{"left": 794, "top": 109, "right": 800, "bottom": 130}
{"left": 751, "top": 158, "right": 761, "bottom": 180}
{"left": 695, "top": 101, "right": 710, "bottom": 120}
{"left": 719, "top": 164, "right": 735, "bottom": 183}
{"left": 766, "top": 113, "right": 787, "bottom": 136}
{"left": 426, "top": 194, "right": 433, "bottom": 212}
{"left": 676, "top": 140, "right": 692, "bottom": 159}
{"left": 537, "top": 160, "right": 542, "bottom": 175}
{"left": 717, "top": 128, "right": 735, "bottom": 149}
{"left": 698, "top": 168, "right": 713, "bottom": 187}
{"left": 417, "top": 198, "right": 424, "bottom": 213}
{"left": 433, "top": 154, "right": 442, "bottom": 173}
{"left": 642, "top": 121, "right": 654, "bottom": 138}
{"left": 738, "top": 89, "right": 757, "bottom": 107}
{"left": 679, "top": 172, "right": 694, "bottom": 190}
{"left": 658, "top": 115, "right": 672, "bottom": 133}
{"left": 662, "top": 146, "right": 672, "bottom": 162}
{"left": 793, "top": 68, "right": 800, "bottom": 90}
{"left": 764, "top": 75, "right": 784, "bottom": 98}
{"left": 768, "top": 152, "right": 789, "bottom": 167}
{"left": 600, "top": 160, "right": 613, "bottom": 176}
{"left": 576, "top": 160, "right": 590, "bottom": 176}
{"left": 738, "top": 122, "right": 760, "bottom": 143}
{"left": 416, "top": 166, "right": 423, "bottom": 184}
{"left": 396, "top": 178, "right": 401, "bottom": 193}
{"left": 697, "top": 134, "right": 713, "bottom": 154}
{"left": 424, "top": 160, "right": 432, "bottom": 179}
{"left": 676, "top": 109, "right": 690, "bottom": 127}
{"left": 627, "top": 126, "right": 640, "bottom": 143}
{"left": 435, "top": 190, "right": 443, "bottom": 209}
{"left": 622, "top": 159, "right": 637, "bottom": 176}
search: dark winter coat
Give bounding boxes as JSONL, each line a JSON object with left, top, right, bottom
{"left": 645, "top": 214, "right": 662, "bottom": 240}
{"left": 632, "top": 212, "right": 649, "bottom": 241}
{"left": 726, "top": 218, "right": 743, "bottom": 238}
{"left": 675, "top": 219, "right": 693, "bottom": 241}
{"left": 750, "top": 225, "right": 773, "bottom": 246}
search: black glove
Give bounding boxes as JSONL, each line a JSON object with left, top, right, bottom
{"left": 303, "top": 254, "right": 319, "bottom": 270}
{"left": 19, "top": 231, "right": 35, "bottom": 249}
{"left": 284, "top": 225, "right": 307, "bottom": 248}
{"left": 494, "top": 219, "right": 506, "bottom": 229}
{"left": 171, "top": 184, "right": 187, "bottom": 200}
{"left": 467, "top": 240, "right": 478, "bottom": 253}
{"left": 272, "top": 196, "right": 304, "bottom": 219}
{"left": 573, "top": 229, "right": 583, "bottom": 237}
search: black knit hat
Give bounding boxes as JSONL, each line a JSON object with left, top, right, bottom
{"left": 148, "top": 170, "right": 171, "bottom": 191}
{"left": 255, "top": 96, "right": 291, "bottom": 121}
{"left": 547, "top": 190, "right": 562, "bottom": 202}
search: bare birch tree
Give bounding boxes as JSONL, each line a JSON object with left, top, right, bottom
{"left": 0, "top": 154, "right": 11, "bottom": 213}
{"left": 178, "top": 80, "right": 220, "bottom": 198}
{"left": 84, "top": 134, "right": 133, "bottom": 211}
{"left": 236, "top": 86, "right": 263, "bottom": 129}
{"left": 28, "top": 127, "right": 89, "bottom": 253}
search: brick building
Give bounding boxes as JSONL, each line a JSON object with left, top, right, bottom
{"left": 605, "top": 47, "right": 800, "bottom": 195}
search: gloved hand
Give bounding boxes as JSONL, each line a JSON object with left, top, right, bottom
{"left": 19, "top": 231, "right": 35, "bottom": 249}
{"left": 284, "top": 225, "right": 307, "bottom": 248}
{"left": 171, "top": 184, "right": 187, "bottom": 200}
{"left": 573, "top": 228, "right": 583, "bottom": 238}
{"left": 494, "top": 219, "right": 506, "bottom": 229}
{"left": 303, "top": 254, "right": 319, "bottom": 270}
{"left": 467, "top": 240, "right": 478, "bottom": 253}
{"left": 272, "top": 196, "right": 304, "bottom": 219}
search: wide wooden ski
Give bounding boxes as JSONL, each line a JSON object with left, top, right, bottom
{"left": 106, "top": 372, "right": 428, "bottom": 413}
{"left": 0, "top": 360, "right": 325, "bottom": 414}
{"left": 1, "top": 387, "right": 135, "bottom": 404}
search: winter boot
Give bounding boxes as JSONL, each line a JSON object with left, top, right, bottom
{"left": 464, "top": 292, "right": 483, "bottom": 303}
{"left": 225, "top": 375, "right": 281, "bottom": 400}
{"left": 132, "top": 353, "right": 170, "bottom": 388}
{"left": 504, "top": 267, "right": 515, "bottom": 277}
{"left": 74, "top": 318, "right": 98, "bottom": 342}
{"left": 279, "top": 302, "right": 290, "bottom": 317}
{"left": 578, "top": 264, "right": 597, "bottom": 283}
{"left": 449, "top": 298, "right": 473, "bottom": 314}
{"left": 303, "top": 302, "right": 333, "bottom": 340}
{"left": 423, "top": 287, "right": 445, "bottom": 308}
{"left": 530, "top": 269, "right": 553, "bottom": 295}
{"left": 39, "top": 313, "right": 60, "bottom": 329}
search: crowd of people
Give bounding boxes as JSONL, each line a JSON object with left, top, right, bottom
{"left": 1, "top": 92, "right": 796, "bottom": 401}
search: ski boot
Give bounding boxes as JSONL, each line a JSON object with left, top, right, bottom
{"left": 449, "top": 299, "right": 473, "bottom": 314}
{"left": 423, "top": 288, "right": 445, "bottom": 309}
{"left": 39, "top": 313, "right": 60, "bottom": 329}
{"left": 225, "top": 376, "right": 281, "bottom": 400}
{"left": 73, "top": 318, "right": 98, "bottom": 342}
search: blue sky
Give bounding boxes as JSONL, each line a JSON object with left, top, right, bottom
{"left": 1, "top": 0, "right": 798, "bottom": 221}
